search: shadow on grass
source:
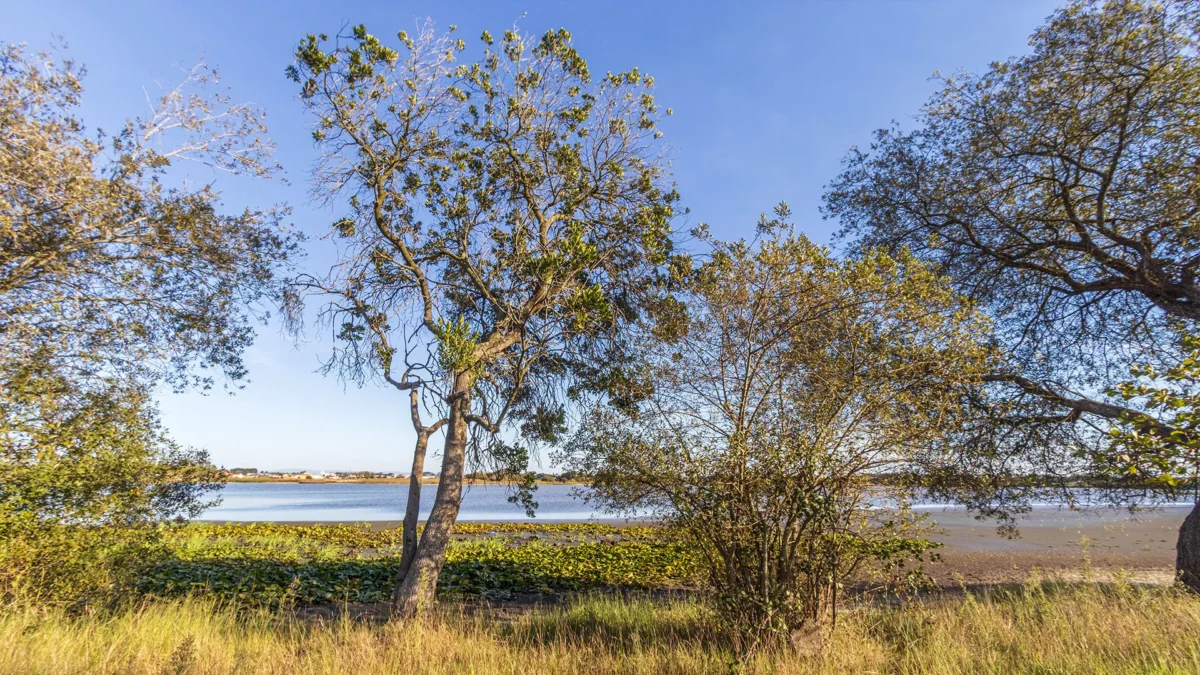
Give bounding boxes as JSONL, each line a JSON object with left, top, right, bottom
{"left": 137, "top": 553, "right": 686, "bottom": 607}
{"left": 497, "top": 593, "right": 721, "bottom": 655}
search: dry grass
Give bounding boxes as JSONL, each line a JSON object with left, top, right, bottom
{"left": 2, "top": 577, "right": 1199, "bottom": 674}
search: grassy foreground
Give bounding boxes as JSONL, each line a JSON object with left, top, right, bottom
{"left": 4, "top": 580, "right": 1200, "bottom": 674}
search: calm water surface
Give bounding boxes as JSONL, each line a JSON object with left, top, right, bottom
{"left": 200, "top": 482, "right": 601, "bottom": 522}
{"left": 198, "top": 483, "right": 1196, "bottom": 523}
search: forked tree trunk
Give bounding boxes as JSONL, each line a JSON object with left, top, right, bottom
{"left": 1177, "top": 501, "right": 1200, "bottom": 593}
{"left": 392, "top": 372, "right": 472, "bottom": 619}
{"left": 391, "top": 428, "right": 429, "bottom": 612}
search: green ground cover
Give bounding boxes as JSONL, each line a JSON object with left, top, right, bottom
{"left": 138, "top": 523, "right": 701, "bottom": 605}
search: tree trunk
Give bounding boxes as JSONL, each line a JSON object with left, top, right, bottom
{"left": 1177, "top": 501, "right": 1200, "bottom": 593}
{"left": 391, "top": 372, "right": 471, "bottom": 619}
{"left": 391, "top": 428, "right": 429, "bottom": 613}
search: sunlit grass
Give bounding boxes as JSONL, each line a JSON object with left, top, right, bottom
{"left": 2, "top": 578, "right": 1199, "bottom": 674}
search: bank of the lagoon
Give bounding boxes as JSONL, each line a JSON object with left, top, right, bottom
{"left": 197, "top": 483, "right": 1194, "bottom": 576}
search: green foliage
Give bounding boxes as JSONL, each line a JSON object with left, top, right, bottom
{"left": 567, "top": 216, "right": 989, "bottom": 649}
{"left": 287, "top": 19, "right": 681, "bottom": 444}
{"left": 0, "top": 526, "right": 165, "bottom": 611}
{"left": 138, "top": 523, "right": 699, "bottom": 605}
{"left": 434, "top": 316, "right": 480, "bottom": 373}
{"left": 823, "top": 0, "right": 1200, "bottom": 518}
{"left": 0, "top": 354, "right": 222, "bottom": 608}
{"left": 1098, "top": 333, "right": 1200, "bottom": 493}
{"left": 288, "top": 21, "right": 684, "bottom": 609}
{"left": 1, "top": 42, "right": 297, "bottom": 391}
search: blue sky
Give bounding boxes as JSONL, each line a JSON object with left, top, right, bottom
{"left": 4, "top": 0, "right": 1061, "bottom": 472}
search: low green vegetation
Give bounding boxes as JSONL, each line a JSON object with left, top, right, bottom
{"left": 137, "top": 523, "right": 701, "bottom": 606}
{"left": 0, "top": 354, "right": 222, "bottom": 609}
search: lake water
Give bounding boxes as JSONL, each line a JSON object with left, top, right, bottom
{"left": 198, "top": 482, "right": 1197, "bottom": 523}
{"left": 200, "top": 482, "right": 603, "bottom": 522}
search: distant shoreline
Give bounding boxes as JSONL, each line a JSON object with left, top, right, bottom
{"left": 225, "top": 477, "right": 589, "bottom": 486}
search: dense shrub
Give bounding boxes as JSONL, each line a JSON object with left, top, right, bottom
{"left": 566, "top": 218, "right": 989, "bottom": 650}
{"left": 0, "top": 355, "right": 221, "bottom": 608}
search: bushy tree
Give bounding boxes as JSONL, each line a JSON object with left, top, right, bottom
{"left": 0, "top": 43, "right": 297, "bottom": 390}
{"left": 286, "top": 23, "right": 679, "bottom": 616}
{"left": 563, "top": 210, "right": 992, "bottom": 649}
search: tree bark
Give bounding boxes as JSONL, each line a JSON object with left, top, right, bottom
{"left": 391, "top": 427, "right": 429, "bottom": 612}
{"left": 1178, "top": 501, "right": 1200, "bottom": 593}
{"left": 391, "top": 371, "right": 472, "bottom": 619}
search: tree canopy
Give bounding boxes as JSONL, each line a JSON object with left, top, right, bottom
{"left": 1, "top": 44, "right": 298, "bottom": 391}
{"left": 0, "top": 42, "right": 294, "bottom": 607}
{"left": 823, "top": 0, "right": 1200, "bottom": 512}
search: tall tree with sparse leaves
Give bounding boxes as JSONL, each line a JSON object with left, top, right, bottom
{"left": 287, "top": 23, "right": 679, "bottom": 617}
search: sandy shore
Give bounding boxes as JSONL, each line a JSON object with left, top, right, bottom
{"left": 919, "top": 506, "right": 1189, "bottom": 586}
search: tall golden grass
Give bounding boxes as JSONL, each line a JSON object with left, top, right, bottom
{"left": 2, "top": 577, "right": 1199, "bottom": 674}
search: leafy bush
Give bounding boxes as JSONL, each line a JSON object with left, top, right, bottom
{"left": 566, "top": 218, "right": 988, "bottom": 650}
{"left": 0, "top": 355, "right": 221, "bottom": 608}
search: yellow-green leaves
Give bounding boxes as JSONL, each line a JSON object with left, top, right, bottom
{"left": 333, "top": 218, "right": 355, "bottom": 238}
{"left": 566, "top": 283, "right": 613, "bottom": 333}
{"left": 434, "top": 317, "right": 480, "bottom": 374}
{"left": 1098, "top": 333, "right": 1200, "bottom": 491}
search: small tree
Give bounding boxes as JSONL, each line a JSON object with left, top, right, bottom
{"left": 287, "top": 23, "right": 679, "bottom": 617}
{"left": 564, "top": 211, "right": 991, "bottom": 649}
